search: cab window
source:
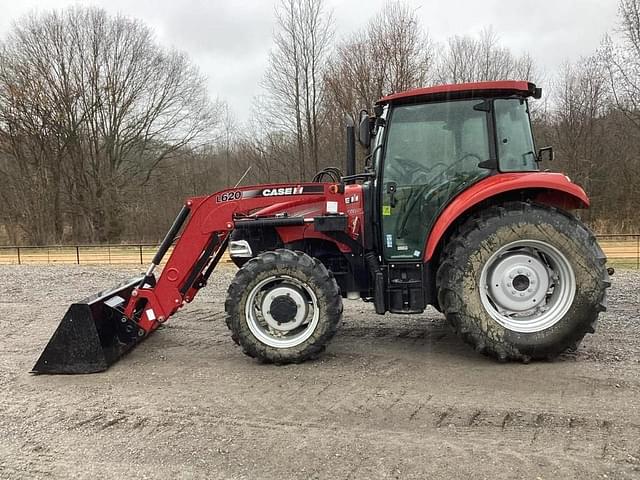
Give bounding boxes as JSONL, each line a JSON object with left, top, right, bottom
{"left": 494, "top": 99, "right": 538, "bottom": 171}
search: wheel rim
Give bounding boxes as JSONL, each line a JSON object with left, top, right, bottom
{"left": 479, "top": 240, "right": 576, "bottom": 333}
{"left": 245, "top": 275, "right": 319, "bottom": 348}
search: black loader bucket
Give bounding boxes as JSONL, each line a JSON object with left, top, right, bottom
{"left": 32, "top": 276, "right": 147, "bottom": 374}
{"left": 32, "top": 206, "right": 194, "bottom": 374}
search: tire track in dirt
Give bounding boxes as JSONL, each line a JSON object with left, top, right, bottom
{"left": 5, "top": 376, "right": 639, "bottom": 438}
{"left": 3, "top": 393, "right": 639, "bottom": 478}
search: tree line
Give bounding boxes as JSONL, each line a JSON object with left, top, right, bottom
{"left": 0, "top": 1, "right": 639, "bottom": 245}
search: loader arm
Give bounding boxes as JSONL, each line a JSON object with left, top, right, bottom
{"left": 33, "top": 182, "right": 344, "bottom": 374}
{"left": 127, "top": 183, "right": 339, "bottom": 334}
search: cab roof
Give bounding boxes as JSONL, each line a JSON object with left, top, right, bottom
{"left": 377, "top": 81, "right": 540, "bottom": 105}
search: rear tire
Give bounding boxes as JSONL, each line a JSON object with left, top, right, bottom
{"left": 225, "top": 249, "right": 342, "bottom": 364}
{"left": 436, "top": 202, "right": 609, "bottom": 362}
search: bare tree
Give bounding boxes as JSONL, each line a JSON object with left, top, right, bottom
{"left": 325, "top": 2, "right": 434, "bottom": 122}
{"left": 368, "top": 2, "right": 435, "bottom": 94}
{"left": 437, "top": 28, "right": 536, "bottom": 84}
{"left": 552, "top": 58, "right": 609, "bottom": 191}
{"left": 0, "top": 7, "right": 220, "bottom": 243}
{"left": 604, "top": 0, "right": 640, "bottom": 129}
{"left": 552, "top": 54, "right": 640, "bottom": 231}
{"left": 261, "top": 0, "right": 334, "bottom": 179}
{"left": 0, "top": 43, "right": 67, "bottom": 244}
{"left": 218, "top": 102, "right": 237, "bottom": 186}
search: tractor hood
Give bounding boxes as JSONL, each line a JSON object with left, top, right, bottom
{"left": 251, "top": 198, "right": 327, "bottom": 219}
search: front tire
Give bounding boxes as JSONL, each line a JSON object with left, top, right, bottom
{"left": 225, "top": 249, "right": 342, "bottom": 364}
{"left": 436, "top": 202, "right": 609, "bottom": 362}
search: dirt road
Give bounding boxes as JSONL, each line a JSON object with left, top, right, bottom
{"left": 1, "top": 265, "right": 639, "bottom": 479}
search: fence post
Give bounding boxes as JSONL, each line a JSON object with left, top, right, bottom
{"left": 139, "top": 245, "right": 143, "bottom": 265}
{"left": 16, "top": 247, "right": 21, "bottom": 265}
{"left": 76, "top": 246, "right": 80, "bottom": 265}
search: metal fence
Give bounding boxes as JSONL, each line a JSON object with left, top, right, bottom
{"left": 0, "top": 244, "right": 166, "bottom": 265}
{"left": 0, "top": 235, "right": 638, "bottom": 267}
{"left": 593, "top": 234, "right": 640, "bottom": 269}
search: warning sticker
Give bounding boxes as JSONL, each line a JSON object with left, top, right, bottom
{"left": 386, "top": 234, "right": 393, "bottom": 248}
{"left": 382, "top": 205, "right": 391, "bottom": 216}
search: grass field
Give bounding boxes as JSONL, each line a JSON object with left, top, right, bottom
{"left": 0, "top": 238, "right": 638, "bottom": 267}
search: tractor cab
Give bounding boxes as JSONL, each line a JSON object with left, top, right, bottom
{"left": 363, "top": 81, "right": 543, "bottom": 261}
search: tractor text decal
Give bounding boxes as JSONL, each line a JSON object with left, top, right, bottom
{"left": 216, "top": 185, "right": 325, "bottom": 202}
{"left": 216, "top": 191, "right": 243, "bottom": 203}
{"left": 261, "top": 186, "right": 304, "bottom": 196}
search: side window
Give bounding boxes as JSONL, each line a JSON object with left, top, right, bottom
{"left": 380, "top": 100, "right": 491, "bottom": 260}
{"left": 494, "top": 99, "right": 538, "bottom": 171}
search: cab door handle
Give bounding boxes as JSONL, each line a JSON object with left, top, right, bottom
{"left": 386, "top": 182, "right": 397, "bottom": 208}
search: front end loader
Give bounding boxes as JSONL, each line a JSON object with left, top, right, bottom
{"left": 33, "top": 80, "right": 610, "bottom": 373}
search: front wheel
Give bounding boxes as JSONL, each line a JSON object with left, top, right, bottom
{"left": 225, "top": 249, "right": 342, "bottom": 364}
{"left": 436, "top": 202, "right": 610, "bottom": 362}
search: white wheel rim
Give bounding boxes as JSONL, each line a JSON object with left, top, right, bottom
{"left": 479, "top": 239, "right": 576, "bottom": 333}
{"left": 245, "top": 275, "right": 319, "bottom": 348}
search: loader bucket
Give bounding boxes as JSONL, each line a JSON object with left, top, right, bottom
{"left": 32, "top": 276, "right": 147, "bottom": 374}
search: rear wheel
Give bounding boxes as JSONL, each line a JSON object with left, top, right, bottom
{"left": 436, "top": 202, "right": 609, "bottom": 362}
{"left": 225, "top": 249, "right": 342, "bottom": 364}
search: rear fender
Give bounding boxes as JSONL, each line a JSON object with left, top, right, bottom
{"left": 424, "top": 172, "right": 589, "bottom": 261}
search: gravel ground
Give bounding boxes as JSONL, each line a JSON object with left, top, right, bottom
{"left": 0, "top": 264, "right": 639, "bottom": 479}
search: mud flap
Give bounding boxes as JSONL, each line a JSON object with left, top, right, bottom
{"left": 32, "top": 276, "right": 148, "bottom": 374}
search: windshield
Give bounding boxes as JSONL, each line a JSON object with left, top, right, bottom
{"left": 494, "top": 98, "right": 538, "bottom": 171}
{"left": 380, "top": 99, "right": 491, "bottom": 260}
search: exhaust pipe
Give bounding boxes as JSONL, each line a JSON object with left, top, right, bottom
{"left": 345, "top": 116, "right": 356, "bottom": 179}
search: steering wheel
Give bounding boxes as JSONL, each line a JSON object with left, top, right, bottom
{"left": 426, "top": 154, "right": 483, "bottom": 185}
{"left": 388, "top": 156, "right": 431, "bottom": 184}
{"left": 423, "top": 161, "right": 449, "bottom": 177}
{"left": 393, "top": 157, "right": 464, "bottom": 186}
{"left": 394, "top": 156, "right": 430, "bottom": 173}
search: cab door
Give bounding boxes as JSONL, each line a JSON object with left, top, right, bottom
{"left": 380, "top": 100, "right": 492, "bottom": 260}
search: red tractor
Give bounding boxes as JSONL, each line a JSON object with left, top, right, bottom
{"left": 34, "top": 81, "right": 610, "bottom": 374}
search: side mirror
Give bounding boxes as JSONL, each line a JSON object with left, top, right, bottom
{"left": 537, "top": 146, "right": 554, "bottom": 162}
{"left": 358, "top": 111, "right": 371, "bottom": 148}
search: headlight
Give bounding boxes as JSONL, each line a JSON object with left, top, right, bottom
{"left": 229, "top": 240, "right": 253, "bottom": 258}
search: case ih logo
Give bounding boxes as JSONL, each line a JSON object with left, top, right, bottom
{"left": 261, "top": 186, "right": 304, "bottom": 196}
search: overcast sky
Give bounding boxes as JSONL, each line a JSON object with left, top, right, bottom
{"left": 0, "top": 0, "right": 620, "bottom": 122}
